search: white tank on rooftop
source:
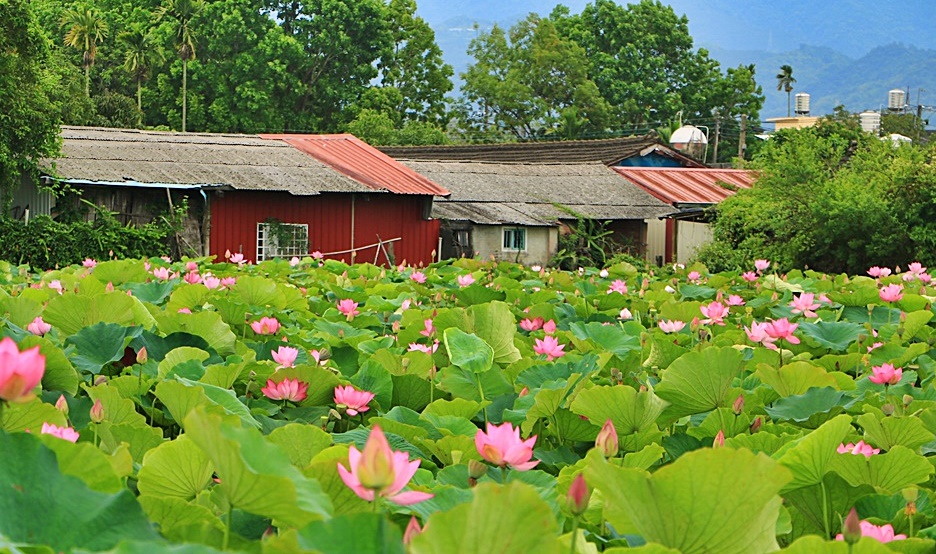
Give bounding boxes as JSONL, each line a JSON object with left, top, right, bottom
{"left": 888, "top": 89, "right": 906, "bottom": 111}
{"left": 859, "top": 110, "right": 881, "bottom": 134}
{"left": 794, "top": 93, "right": 810, "bottom": 115}
{"left": 669, "top": 124, "right": 707, "bottom": 161}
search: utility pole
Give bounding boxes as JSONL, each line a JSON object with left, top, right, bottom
{"left": 737, "top": 114, "right": 747, "bottom": 160}
{"left": 711, "top": 110, "right": 720, "bottom": 164}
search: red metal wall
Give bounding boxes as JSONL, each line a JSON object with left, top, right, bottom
{"left": 210, "top": 191, "right": 440, "bottom": 266}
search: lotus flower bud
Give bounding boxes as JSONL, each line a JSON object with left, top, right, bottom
{"left": 356, "top": 427, "right": 395, "bottom": 491}
{"left": 90, "top": 399, "right": 104, "bottom": 423}
{"left": 403, "top": 517, "right": 424, "bottom": 546}
{"left": 842, "top": 508, "right": 862, "bottom": 545}
{"left": 55, "top": 395, "right": 69, "bottom": 416}
{"left": 566, "top": 474, "right": 591, "bottom": 517}
{"left": 732, "top": 395, "right": 744, "bottom": 415}
{"left": 518, "top": 387, "right": 529, "bottom": 397}
{"left": 596, "top": 419, "right": 619, "bottom": 458}
{"left": 713, "top": 430, "right": 725, "bottom": 448}
{"left": 749, "top": 416, "right": 762, "bottom": 434}
{"left": 136, "top": 347, "right": 148, "bottom": 365}
{"left": 93, "top": 375, "right": 108, "bottom": 386}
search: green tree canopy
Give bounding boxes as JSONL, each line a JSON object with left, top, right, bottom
{"left": 0, "top": 0, "right": 61, "bottom": 207}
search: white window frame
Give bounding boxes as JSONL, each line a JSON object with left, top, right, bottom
{"left": 502, "top": 227, "right": 527, "bottom": 252}
{"left": 256, "top": 222, "right": 309, "bottom": 261}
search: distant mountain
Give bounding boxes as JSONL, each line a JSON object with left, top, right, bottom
{"left": 418, "top": 0, "right": 936, "bottom": 127}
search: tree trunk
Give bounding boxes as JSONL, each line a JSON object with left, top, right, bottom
{"left": 182, "top": 60, "right": 187, "bottom": 132}
{"left": 787, "top": 91, "right": 791, "bottom": 117}
{"left": 137, "top": 80, "right": 143, "bottom": 127}
{"left": 85, "top": 65, "right": 90, "bottom": 97}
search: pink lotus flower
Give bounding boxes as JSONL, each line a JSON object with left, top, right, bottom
{"left": 533, "top": 335, "right": 565, "bottom": 361}
{"left": 309, "top": 349, "right": 327, "bottom": 365}
{"left": 82, "top": 258, "right": 97, "bottom": 268}
{"left": 869, "top": 363, "right": 902, "bottom": 385}
{"left": 403, "top": 517, "right": 424, "bottom": 545}
{"left": 868, "top": 266, "right": 891, "bottom": 278}
{"left": 658, "top": 320, "right": 686, "bottom": 333}
{"left": 229, "top": 252, "right": 246, "bottom": 265}
{"left": 183, "top": 271, "right": 202, "bottom": 284}
{"left": 765, "top": 318, "right": 799, "bottom": 344}
{"left": 457, "top": 274, "right": 475, "bottom": 287}
{"left": 334, "top": 385, "right": 375, "bottom": 416}
{"left": 879, "top": 284, "right": 903, "bottom": 303}
{"left": 902, "top": 272, "right": 916, "bottom": 283}
{"left": 337, "top": 299, "right": 360, "bottom": 321}
{"left": 836, "top": 521, "right": 906, "bottom": 543}
{"left": 790, "top": 292, "right": 821, "bottom": 317}
{"left": 519, "top": 318, "right": 544, "bottom": 332}
{"left": 271, "top": 346, "right": 299, "bottom": 368}
{"left": 867, "top": 342, "right": 884, "bottom": 353}
{"left": 261, "top": 378, "right": 308, "bottom": 402}
{"left": 475, "top": 422, "right": 539, "bottom": 471}
{"left": 48, "top": 280, "right": 63, "bottom": 294}
{"left": 185, "top": 261, "right": 197, "bottom": 272}
{"left": 407, "top": 341, "right": 439, "bottom": 354}
{"left": 419, "top": 319, "right": 435, "bottom": 337}
{"left": 725, "top": 295, "right": 745, "bottom": 306}
{"left": 220, "top": 276, "right": 236, "bottom": 288}
{"left": 289, "top": 256, "right": 301, "bottom": 267}
{"left": 251, "top": 317, "right": 281, "bottom": 335}
{"left": 337, "top": 425, "right": 433, "bottom": 505}
{"left": 745, "top": 321, "right": 778, "bottom": 350}
{"left": 41, "top": 422, "right": 79, "bottom": 443}
{"left": 687, "top": 271, "right": 702, "bottom": 282}
{"left": 152, "top": 267, "right": 172, "bottom": 281}
{"left": 699, "top": 301, "right": 729, "bottom": 325}
{"left": 0, "top": 337, "right": 45, "bottom": 404}
{"left": 27, "top": 317, "right": 51, "bottom": 336}
{"left": 542, "top": 319, "right": 557, "bottom": 335}
{"left": 607, "top": 280, "right": 628, "bottom": 295}
{"left": 907, "top": 262, "right": 926, "bottom": 275}
{"left": 177, "top": 307, "right": 192, "bottom": 314}
{"left": 619, "top": 308, "right": 633, "bottom": 320}
{"left": 741, "top": 271, "right": 758, "bottom": 282}
{"left": 202, "top": 275, "right": 221, "bottom": 289}
{"left": 921, "top": 273, "right": 932, "bottom": 284}
{"left": 311, "top": 251, "right": 324, "bottom": 260}
{"left": 410, "top": 271, "right": 427, "bottom": 284}
{"left": 754, "top": 259, "right": 770, "bottom": 272}
{"left": 837, "top": 440, "right": 880, "bottom": 457}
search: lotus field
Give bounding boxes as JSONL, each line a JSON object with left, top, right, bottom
{"left": 6, "top": 255, "right": 936, "bottom": 554}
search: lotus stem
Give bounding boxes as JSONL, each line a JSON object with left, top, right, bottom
{"left": 223, "top": 502, "right": 232, "bottom": 551}
{"left": 569, "top": 518, "right": 580, "bottom": 554}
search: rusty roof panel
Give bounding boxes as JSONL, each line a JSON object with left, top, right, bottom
{"left": 262, "top": 134, "right": 449, "bottom": 196}
{"left": 611, "top": 167, "right": 757, "bottom": 205}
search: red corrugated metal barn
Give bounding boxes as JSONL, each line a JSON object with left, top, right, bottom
{"left": 46, "top": 128, "right": 449, "bottom": 266}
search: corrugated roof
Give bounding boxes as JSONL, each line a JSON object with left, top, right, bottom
{"left": 404, "top": 160, "right": 673, "bottom": 224}
{"left": 49, "top": 127, "right": 374, "bottom": 195}
{"left": 380, "top": 135, "right": 664, "bottom": 165}
{"left": 611, "top": 167, "right": 757, "bottom": 206}
{"left": 262, "top": 134, "right": 448, "bottom": 196}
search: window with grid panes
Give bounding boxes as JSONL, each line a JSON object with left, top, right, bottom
{"left": 256, "top": 222, "right": 309, "bottom": 261}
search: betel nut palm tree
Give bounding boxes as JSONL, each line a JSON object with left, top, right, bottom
{"left": 775, "top": 64, "right": 796, "bottom": 117}
{"left": 61, "top": 7, "right": 108, "bottom": 97}
{"left": 118, "top": 27, "right": 162, "bottom": 125}
{"left": 156, "top": 0, "right": 205, "bottom": 132}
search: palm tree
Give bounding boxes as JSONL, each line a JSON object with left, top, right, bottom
{"left": 61, "top": 7, "right": 108, "bottom": 97}
{"left": 775, "top": 65, "right": 796, "bottom": 117}
{"left": 156, "top": 0, "right": 205, "bottom": 132}
{"left": 118, "top": 28, "right": 161, "bottom": 126}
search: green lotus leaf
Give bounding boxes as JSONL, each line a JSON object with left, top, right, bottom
{"left": 43, "top": 292, "right": 141, "bottom": 336}
{"left": 65, "top": 323, "right": 143, "bottom": 375}
{"left": 156, "top": 311, "right": 236, "bottom": 357}
{"left": 784, "top": 472, "right": 875, "bottom": 539}
{"left": 568, "top": 321, "right": 641, "bottom": 359}
{"left": 586, "top": 446, "right": 791, "bottom": 554}
{"left": 798, "top": 321, "right": 865, "bottom": 351}
{"left": 765, "top": 387, "right": 850, "bottom": 423}
{"left": 857, "top": 413, "right": 935, "bottom": 451}
{"left": 755, "top": 361, "right": 838, "bottom": 397}
{"left": 137, "top": 435, "right": 214, "bottom": 500}
{"left": 654, "top": 346, "right": 744, "bottom": 423}
{"left": 443, "top": 328, "right": 494, "bottom": 374}
{"left": 40, "top": 435, "right": 124, "bottom": 493}
{"left": 295, "top": 512, "right": 404, "bottom": 554}
{"left": 570, "top": 385, "right": 667, "bottom": 451}
{"left": 830, "top": 445, "right": 934, "bottom": 494}
{"left": 267, "top": 424, "right": 333, "bottom": 469}
{"left": 409, "top": 482, "right": 561, "bottom": 554}
{"left": 183, "top": 407, "right": 332, "bottom": 528}
{"left": 776, "top": 414, "right": 853, "bottom": 491}
{"left": 0, "top": 398, "right": 66, "bottom": 433}
{"left": 469, "top": 301, "right": 522, "bottom": 364}
{"left": 0, "top": 431, "right": 159, "bottom": 552}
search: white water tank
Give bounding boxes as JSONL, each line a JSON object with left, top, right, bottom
{"left": 669, "top": 124, "right": 708, "bottom": 160}
{"left": 859, "top": 110, "right": 881, "bottom": 134}
{"left": 794, "top": 93, "right": 810, "bottom": 115}
{"left": 888, "top": 89, "right": 906, "bottom": 111}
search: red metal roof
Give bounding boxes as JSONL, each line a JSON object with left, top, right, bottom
{"left": 260, "top": 134, "right": 449, "bottom": 196}
{"left": 611, "top": 167, "right": 757, "bottom": 205}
